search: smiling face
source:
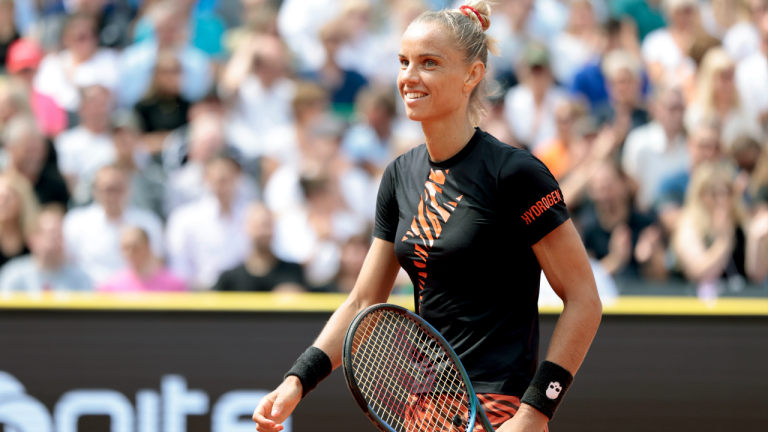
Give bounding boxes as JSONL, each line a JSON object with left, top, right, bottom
{"left": 398, "top": 21, "right": 482, "bottom": 124}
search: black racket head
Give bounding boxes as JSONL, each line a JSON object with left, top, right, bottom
{"left": 342, "top": 303, "right": 480, "bottom": 432}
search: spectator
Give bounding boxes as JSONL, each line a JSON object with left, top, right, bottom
{"left": 99, "top": 226, "right": 186, "bottom": 292}
{"left": 723, "top": 0, "right": 766, "bottom": 61}
{"left": 118, "top": 1, "right": 213, "bottom": 108}
{"left": 485, "top": 0, "right": 535, "bottom": 81}
{"left": 730, "top": 135, "right": 763, "bottom": 195}
{"left": 571, "top": 18, "right": 643, "bottom": 112}
{"left": 595, "top": 49, "right": 650, "bottom": 141}
{"left": 0, "top": 204, "right": 91, "bottom": 293}
{"left": 36, "top": 0, "right": 137, "bottom": 50}
{"left": 535, "top": 100, "right": 588, "bottom": 180}
{"left": 54, "top": 85, "right": 115, "bottom": 205}
{"left": 273, "top": 173, "right": 367, "bottom": 288}
{"left": 5, "top": 39, "right": 68, "bottom": 137}
{"left": 504, "top": 42, "right": 569, "bottom": 150}
{"left": 2, "top": 116, "right": 69, "bottom": 206}
{"left": 259, "top": 81, "right": 330, "bottom": 177}
{"left": 701, "top": 0, "right": 741, "bottom": 40}
{"left": 549, "top": 0, "right": 602, "bottom": 87}
{"left": 641, "top": 0, "right": 698, "bottom": 87}
{"left": 166, "top": 154, "right": 252, "bottom": 290}
{"left": 0, "top": 173, "right": 37, "bottom": 269}
{"left": 63, "top": 164, "right": 164, "bottom": 284}
{"left": 265, "top": 116, "right": 374, "bottom": 220}
{"left": 133, "top": 0, "right": 227, "bottom": 57}
{"left": 342, "top": 86, "right": 398, "bottom": 175}
{"left": 656, "top": 119, "right": 723, "bottom": 233}
{"left": 277, "top": 0, "right": 341, "bottom": 72}
{"left": 223, "top": 0, "right": 280, "bottom": 53}
{"left": 33, "top": 12, "right": 119, "bottom": 113}
{"left": 221, "top": 35, "right": 296, "bottom": 160}
{"left": 214, "top": 203, "right": 305, "bottom": 292}
{"left": 672, "top": 162, "right": 758, "bottom": 291}
{"left": 613, "top": 0, "right": 667, "bottom": 41}
{"left": 580, "top": 161, "right": 667, "bottom": 280}
{"left": 164, "top": 113, "right": 258, "bottom": 215}
{"left": 110, "top": 109, "right": 165, "bottom": 219}
{"left": 735, "top": 5, "right": 768, "bottom": 133}
{"left": 622, "top": 85, "right": 689, "bottom": 210}
{"left": 0, "top": 0, "right": 20, "bottom": 73}
{"left": 304, "top": 19, "right": 369, "bottom": 118}
{"left": 313, "top": 232, "right": 371, "bottom": 293}
{"left": 134, "top": 49, "right": 191, "bottom": 153}
{"left": 686, "top": 47, "right": 764, "bottom": 149}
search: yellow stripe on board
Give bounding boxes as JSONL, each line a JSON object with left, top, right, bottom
{"left": 0, "top": 293, "right": 766, "bottom": 316}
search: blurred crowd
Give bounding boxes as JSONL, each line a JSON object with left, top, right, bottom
{"left": 0, "top": 0, "right": 767, "bottom": 298}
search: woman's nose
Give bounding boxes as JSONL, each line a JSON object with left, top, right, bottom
{"left": 400, "top": 63, "right": 419, "bottom": 85}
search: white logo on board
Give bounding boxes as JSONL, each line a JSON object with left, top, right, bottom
{"left": 545, "top": 382, "right": 562, "bottom": 400}
{"left": 0, "top": 371, "right": 290, "bottom": 432}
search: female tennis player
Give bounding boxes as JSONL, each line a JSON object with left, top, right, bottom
{"left": 253, "top": 2, "right": 602, "bottom": 431}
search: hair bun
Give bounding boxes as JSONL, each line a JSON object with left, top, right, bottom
{"left": 460, "top": 1, "right": 491, "bottom": 31}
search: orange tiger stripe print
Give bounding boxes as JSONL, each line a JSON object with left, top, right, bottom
{"left": 403, "top": 393, "right": 549, "bottom": 431}
{"left": 401, "top": 169, "right": 463, "bottom": 308}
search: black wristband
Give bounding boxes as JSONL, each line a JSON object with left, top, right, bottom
{"left": 520, "top": 360, "right": 574, "bottom": 420}
{"left": 284, "top": 347, "right": 333, "bottom": 398}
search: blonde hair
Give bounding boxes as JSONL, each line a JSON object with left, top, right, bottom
{"left": 0, "top": 173, "right": 40, "bottom": 239}
{"left": 679, "top": 162, "right": 747, "bottom": 238}
{"left": 696, "top": 47, "right": 740, "bottom": 115}
{"left": 411, "top": 0, "right": 500, "bottom": 126}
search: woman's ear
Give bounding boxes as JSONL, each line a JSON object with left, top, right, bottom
{"left": 464, "top": 60, "right": 485, "bottom": 96}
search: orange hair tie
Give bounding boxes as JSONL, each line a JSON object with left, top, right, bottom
{"left": 459, "top": 5, "right": 486, "bottom": 29}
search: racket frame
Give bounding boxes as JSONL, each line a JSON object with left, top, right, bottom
{"left": 342, "top": 303, "right": 496, "bottom": 432}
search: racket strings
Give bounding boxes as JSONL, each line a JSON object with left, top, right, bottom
{"left": 351, "top": 310, "right": 472, "bottom": 432}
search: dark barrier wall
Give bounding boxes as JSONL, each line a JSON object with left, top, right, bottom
{"left": 1, "top": 310, "right": 767, "bottom": 432}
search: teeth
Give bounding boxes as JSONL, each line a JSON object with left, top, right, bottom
{"left": 406, "top": 92, "right": 427, "bottom": 99}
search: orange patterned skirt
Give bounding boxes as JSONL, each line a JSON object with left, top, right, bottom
{"left": 402, "top": 393, "right": 549, "bottom": 431}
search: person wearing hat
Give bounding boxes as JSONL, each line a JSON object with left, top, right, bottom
{"left": 503, "top": 42, "right": 569, "bottom": 151}
{"left": 5, "top": 39, "right": 67, "bottom": 137}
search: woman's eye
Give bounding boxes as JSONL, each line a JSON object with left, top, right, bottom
{"left": 425, "top": 60, "right": 436, "bottom": 67}
{"left": 400, "top": 59, "right": 409, "bottom": 67}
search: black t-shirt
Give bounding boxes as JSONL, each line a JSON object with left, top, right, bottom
{"left": 134, "top": 95, "right": 191, "bottom": 133}
{"left": 580, "top": 206, "right": 656, "bottom": 280}
{"left": 374, "top": 128, "right": 570, "bottom": 396}
{"left": 213, "top": 260, "right": 305, "bottom": 292}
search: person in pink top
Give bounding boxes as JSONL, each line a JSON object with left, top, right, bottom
{"left": 99, "top": 226, "right": 186, "bottom": 292}
{"left": 5, "top": 39, "right": 68, "bottom": 137}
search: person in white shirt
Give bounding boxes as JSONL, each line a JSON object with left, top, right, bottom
{"left": 117, "top": 1, "right": 213, "bottom": 108}
{"left": 166, "top": 154, "right": 252, "bottom": 290}
{"left": 54, "top": 85, "right": 116, "bottom": 205}
{"left": 0, "top": 205, "right": 91, "bottom": 293}
{"left": 549, "top": 0, "right": 601, "bottom": 87}
{"left": 722, "top": 0, "right": 766, "bottom": 61}
{"left": 63, "top": 164, "right": 164, "bottom": 285}
{"left": 33, "top": 12, "right": 119, "bottom": 113}
{"left": 735, "top": 5, "right": 768, "bottom": 133}
{"left": 685, "top": 47, "right": 764, "bottom": 149}
{"left": 164, "top": 113, "right": 258, "bottom": 215}
{"left": 276, "top": 0, "right": 340, "bottom": 72}
{"left": 220, "top": 34, "right": 296, "bottom": 160}
{"left": 272, "top": 173, "right": 367, "bottom": 288}
{"left": 640, "top": 0, "right": 698, "bottom": 87}
{"left": 622, "top": 85, "right": 689, "bottom": 210}
{"left": 504, "top": 42, "right": 569, "bottom": 151}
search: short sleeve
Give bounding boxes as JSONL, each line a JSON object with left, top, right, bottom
{"left": 373, "top": 162, "right": 399, "bottom": 243}
{"left": 501, "top": 152, "right": 570, "bottom": 246}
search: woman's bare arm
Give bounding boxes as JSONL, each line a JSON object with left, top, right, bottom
{"left": 500, "top": 220, "right": 602, "bottom": 432}
{"left": 314, "top": 238, "right": 402, "bottom": 368}
{"left": 253, "top": 238, "right": 401, "bottom": 432}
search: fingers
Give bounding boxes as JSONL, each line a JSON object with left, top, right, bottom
{"left": 253, "top": 393, "right": 283, "bottom": 432}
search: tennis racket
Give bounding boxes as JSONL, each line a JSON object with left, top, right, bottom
{"left": 342, "top": 303, "right": 496, "bottom": 432}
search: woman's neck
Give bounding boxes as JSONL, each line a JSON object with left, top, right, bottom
{"left": 134, "top": 258, "right": 160, "bottom": 279}
{"left": 422, "top": 117, "right": 477, "bottom": 163}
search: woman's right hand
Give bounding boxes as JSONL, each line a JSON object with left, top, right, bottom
{"left": 253, "top": 376, "right": 303, "bottom": 432}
